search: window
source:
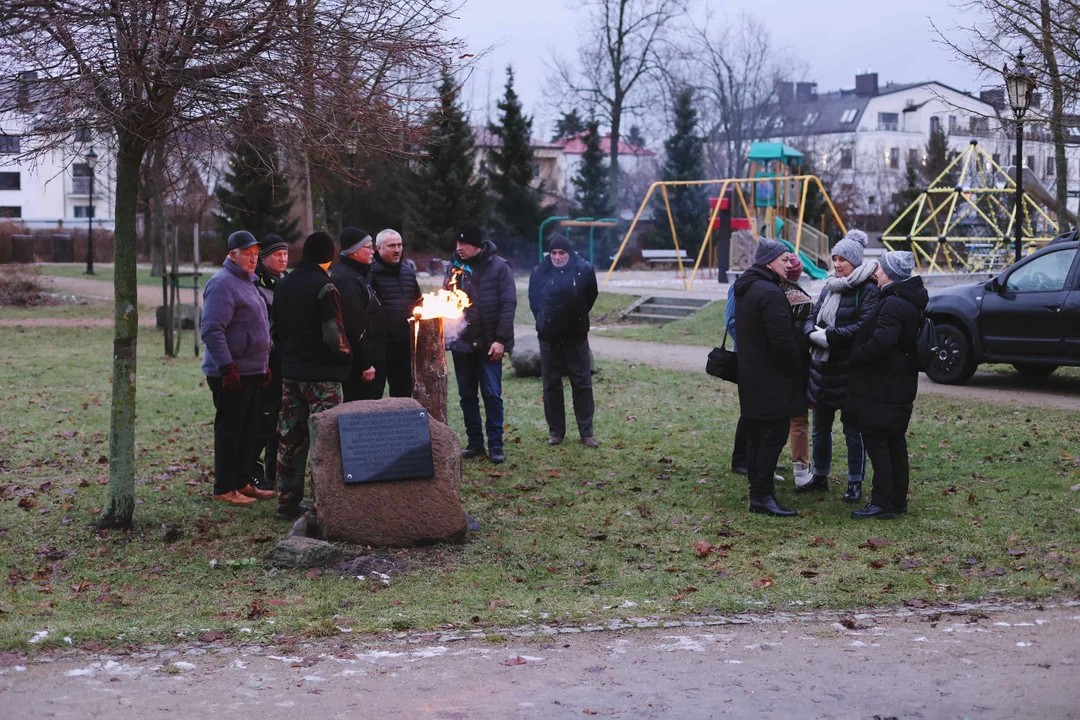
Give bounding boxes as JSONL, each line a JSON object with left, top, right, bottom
{"left": 877, "top": 112, "right": 899, "bottom": 131}
{"left": 72, "top": 162, "right": 91, "bottom": 177}
{"left": 0, "top": 206, "right": 20, "bottom": 218}
{"left": 0, "top": 172, "right": 20, "bottom": 191}
{"left": 889, "top": 147, "right": 900, "bottom": 169}
{"left": 930, "top": 116, "right": 942, "bottom": 134}
{"left": 840, "top": 108, "right": 858, "bottom": 124}
{"left": 909, "top": 148, "right": 919, "bottom": 166}
{"left": 1046, "top": 157, "right": 1054, "bottom": 177}
{"left": 868, "top": 195, "right": 877, "bottom": 206}
{"left": 1005, "top": 249, "right": 1077, "bottom": 292}
{"left": 74, "top": 126, "right": 91, "bottom": 143}
{"left": 1027, "top": 155, "right": 1035, "bottom": 170}
{"left": 0, "top": 135, "right": 18, "bottom": 154}
{"left": 840, "top": 149, "right": 853, "bottom": 169}
{"left": 948, "top": 115, "right": 958, "bottom": 132}
{"left": 803, "top": 112, "right": 819, "bottom": 127}
{"left": 74, "top": 205, "right": 95, "bottom": 218}
{"left": 1067, "top": 127, "right": 1080, "bottom": 138}
{"left": 992, "top": 153, "right": 1001, "bottom": 166}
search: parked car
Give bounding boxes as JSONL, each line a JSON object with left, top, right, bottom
{"left": 925, "top": 232, "right": 1080, "bottom": 385}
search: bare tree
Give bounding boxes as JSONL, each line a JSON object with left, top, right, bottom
{"left": 0, "top": 0, "right": 457, "bottom": 529}
{"left": 939, "top": 0, "right": 1080, "bottom": 230}
{"left": 550, "top": 0, "right": 689, "bottom": 208}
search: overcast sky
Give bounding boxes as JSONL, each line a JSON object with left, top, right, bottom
{"left": 447, "top": 0, "right": 999, "bottom": 140}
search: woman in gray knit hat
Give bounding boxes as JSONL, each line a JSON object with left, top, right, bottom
{"left": 797, "top": 229, "right": 879, "bottom": 502}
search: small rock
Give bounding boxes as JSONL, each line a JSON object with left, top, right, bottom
{"left": 267, "top": 536, "right": 343, "bottom": 569}
{"left": 465, "top": 512, "right": 482, "bottom": 533}
{"left": 509, "top": 336, "right": 542, "bottom": 378}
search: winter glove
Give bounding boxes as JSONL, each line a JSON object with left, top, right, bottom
{"left": 809, "top": 328, "right": 829, "bottom": 348}
{"left": 221, "top": 363, "right": 243, "bottom": 394}
{"left": 261, "top": 368, "right": 273, "bottom": 387}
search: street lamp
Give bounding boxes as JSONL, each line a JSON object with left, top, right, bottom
{"left": 84, "top": 146, "right": 98, "bottom": 275}
{"left": 1003, "top": 51, "right": 1036, "bottom": 264}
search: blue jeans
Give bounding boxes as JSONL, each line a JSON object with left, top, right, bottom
{"left": 811, "top": 405, "right": 865, "bottom": 482}
{"left": 452, "top": 350, "right": 504, "bottom": 450}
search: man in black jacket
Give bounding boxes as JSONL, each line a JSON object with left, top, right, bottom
{"left": 333, "top": 226, "right": 385, "bottom": 402}
{"left": 252, "top": 234, "right": 289, "bottom": 490}
{"left": 733, "top": 239, "right": 806, "bottom": 517}
{"left": 528, "top": 235, "right": 599, "bottom": 447}
{"left": 370, "top": 229, "right": 422, "bottom": 398}
{"left": 445, "top": 222, "right": 516, "bottom": 464}
{"left": 272, "top": 232, "right": 352, "bottom": 519}
{"left": 844, "top": 251, "right": 927, "bottom": 520}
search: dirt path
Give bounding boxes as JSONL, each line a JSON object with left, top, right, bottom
{"left": 40, "top": 274, "right": 197, "bottom": 307}
{"left": 2, "top": 603, "right": 1077, "bottom": 719}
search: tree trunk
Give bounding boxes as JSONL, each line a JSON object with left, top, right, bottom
{"left": 608, "top": 100, "right": 622, "bottom": 215}
{"left": 1040, "top": 0, "right": 1072, "bottom": 232}
{"left": 412, "top": 317, "right": 448, "bottom": 424}
{"left": 98, "top": 135, "right": 146, "bottom": 531}
{"left": 149, "top": 143, "right": 167, "bottom": 276}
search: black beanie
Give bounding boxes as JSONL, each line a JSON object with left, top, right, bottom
{"left": 339, "top": 226, "right": 372, "bottom": 256}
{"left": 548, "top": 235, "right": 573, "bottom": 253}
{"left": 258, "top": 234, "right": 288, "bottom": 260}
{"left": 457, "top": 221, "right": 484, "bottom": 248}
{"left": 302, "top": 232, "right": 336, "bottom": 264}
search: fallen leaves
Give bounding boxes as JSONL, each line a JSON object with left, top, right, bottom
{"left": 692, "top": 540, "right": 714, "bottom": 557}
{"left": 502, "top": 656, "right": 528, "bottom": 666}
{"left": 199, "top": 630, "right": 225, "bottom": 643}
{"left": 749, "top": 577, "right": 774, "bottom": 590}
{"left": 486, "top": 598, "right": 508, "bottom": 611}
{"left": 858, "top": 538, "right": 889, "bottom": 549}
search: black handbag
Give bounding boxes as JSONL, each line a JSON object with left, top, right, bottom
{"left": 706, "top": 326, "right": 738, "bottom": 383}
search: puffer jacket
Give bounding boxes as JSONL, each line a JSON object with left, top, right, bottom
{"left": 528, "top": 252, "right": 598, "bottom": 342}
{"left": 843, "top": 276, "right": 929, "bottom": 434}
{"left": 370, "top": 254, "right": 422, "bottom": 344}
{"left": 200, "top": 258, "right": 271, "bottom": 377}
{"left": 273, "top": 258, "right": 352, "bottom": 382}
{"left": 332, "top": 255, "right": 381, "bottom": 373}
{"left": 444, "top": 240, "right": 516, "bottom": 354}
{"left": 804, "top": 279, "right": 880, "bottom": 409}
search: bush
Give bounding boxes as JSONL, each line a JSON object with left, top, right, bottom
{"left": 0, "top": 265, "right": 50, "bottom": 307}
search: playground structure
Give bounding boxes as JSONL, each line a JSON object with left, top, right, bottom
{"left": 605, "top": 142, "right": 848, "bottom": 290}
{"left": 882, "top": 140, "right": 1068, "bottom": 274}
{"left": 538, "top": 215, "right": 618, "bottom": 265}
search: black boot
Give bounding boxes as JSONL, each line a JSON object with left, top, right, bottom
{"left": 748, "top": 495, "right": 798, "bottom": 517}
{"left": 461, "top": 445, "right": 485, "bottom": 460}
{"left": 795, "top": 474, "right": 829, "bottom": 493}
{"left": 843, "top": 481, "right": 862, "bottom": 503}
{"left": 851, "top": 502, "right": 895, "bottom": 520}
{"left": 488, "top": 447, "right": 506, "bottom": 464}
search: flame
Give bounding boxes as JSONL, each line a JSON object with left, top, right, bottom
{"left": 413, "top": 283, "right": 471, "bottom": 320}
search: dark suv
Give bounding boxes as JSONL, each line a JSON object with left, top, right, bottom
{"left": 925, "top": 233, "right": 1080, "bottom": 385}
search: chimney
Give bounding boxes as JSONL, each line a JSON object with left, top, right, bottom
{"left": 775, "top": 81, "right": 794, "bottom": 105}
{"left": 796, "top": 82, "right": 818, "bottom": 103}
{"left": 854, "top": 72, "right": 879, "bottom": 98}
{"left": 979, "top": 89, "right": 1005, "bottom": 110}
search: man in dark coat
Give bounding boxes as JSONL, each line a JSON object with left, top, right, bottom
{"left": 528, "top": 235, "right": 599, "bottom": 447}
{"left": 333, "top": 226, "right": 385, "bottom": 402}
{"left": 445, "top": 221, "right": 517, "bottom": 464}
{"left": 201, "top": 230, "right": 275, "bottom": 506}
{"left": 252, "top": 234, "right": 289, "bottom": 490}
{"left": 370, "top": 229, "right": 422, "bottom": 398}
{"left": 733, "top": 239, "right": 806, "bottom": 517}
{"left": 844, "top": 251, "right": 927, "bottom": 520}
{"left": 272, "top": 232, "right": 352, "bottom": 519}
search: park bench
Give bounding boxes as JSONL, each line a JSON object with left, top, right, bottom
{"left": 640, "top": 249, "right": 689, "bottom": 266}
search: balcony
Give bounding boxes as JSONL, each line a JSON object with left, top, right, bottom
{"left": 876, "top": 121, "right": 899, "bottom": 132}
{"left": 70, "top": 176, "right": 103, "bottom": 196}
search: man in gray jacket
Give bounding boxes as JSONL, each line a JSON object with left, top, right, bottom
{"left": 201, "top": 230, "right": 275, "bottom": 506}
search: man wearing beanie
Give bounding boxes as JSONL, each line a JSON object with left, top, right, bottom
{"left": 731, "top": 238, "right": 805, "bottom": 517}
{"left": 201, "top": 230, "right": 275, "bottom": 506}
{"left": 445, "top": 221, "right": 517, "bottom": 464}
{"left": 844, "top": 251, "right": 927, "bottom": 520}
{"left": 528, "top": 235, "right": 600, "bottom": 447}
{"left": 272, "top": 231, "right": 352, "bottom": 519}
{"left": 370, "top": 228, "right": 422, "bottom": 398}
{"left": 333, "top": 226, "right": 385, "bottom": 401}
{"left": 250, "top": 235, "right": 290, "bottom": 490}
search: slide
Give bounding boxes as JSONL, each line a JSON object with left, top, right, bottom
{"left": 779, "top": 239, "right": 828, "bottom": 279}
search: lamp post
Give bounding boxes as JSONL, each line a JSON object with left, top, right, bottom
{"left": 84, "top": 147, "right": 98, "bottom": 275}
{"left": 1003, "top": 52, "right": 1036, "bottom": 264}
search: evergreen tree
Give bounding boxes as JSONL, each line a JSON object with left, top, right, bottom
{"left": 656, "top": 88, "right": 705, "bottom": 254}
{"left": 552, "top": 109, "right": 585, "bottom": 141}
{"left": 408, "top": 71, "right": 488, "bottom": 251}
{"left": 625, "top": 125, "right": 646, "bottom": 148}
{"left": 573, "top": 121, "right": 613, "bottom": 218}
{"left": 321, "top": 152, "right": 410, "bottom": 238}
{"left": 487, "top": 66, "right": 550, "bottom": 252}
{"left": 923, "top": 126, "right": 958, "bottom": 188}
{"left": 214, "top": 130, "right": 299, "bottom": 246}
{"left": 883, "top": 162, "right": 921, "bottom": 252}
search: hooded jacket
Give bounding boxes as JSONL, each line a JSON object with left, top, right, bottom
{"left": 370, "top": 253, "right": 422, "bottom": 344}
{"left": 804, "top": 279, "right": 880, "bottom": 409}
{"left": 733, "top": 264, "right": 807, "bottom": 421}
{"left": 200, "top": 257, "right": 271, "bottom": 378}
{"left": 528, "top": 251, "right": 598, "bottom": 342}
{"left": 273, "top": 258, "right": 352, "bottom": 382}
{"left": 443, "top": 239, "right": 516, "bottom": 354}
{"left": 843, "top": 276, "right": 929, "bottom": 434}
{"left": 332, "top": 255, "right": 383, "bottom": 373}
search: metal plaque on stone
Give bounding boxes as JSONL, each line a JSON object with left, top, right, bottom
{"left": 338, "top": 409, "right": 435, "bottom": 484}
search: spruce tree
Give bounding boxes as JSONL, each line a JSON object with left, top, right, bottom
{"left": 214, "top": 132, "right": 299, "bottom": 246}
{"left": 626, "top": 125, "right": 646, "bottom": 148}
{"left": 657, "top": 88, "right": 705, "bottom": 254}
{"left": 922, "top": 126, "right": 957, "bottom": 214}
{"left": 552, "top": 109, "right": 585, "bottom": 142}
{"left": 487, "top": 66, "right": 550, "bottom": 252}
{"left": 409, "top": 71, "right": 488, "bottom": 251}
{"left": 573, "top": 121, "right": 612, "bottom": 218}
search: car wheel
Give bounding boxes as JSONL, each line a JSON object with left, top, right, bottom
{"left": 1012, "top": 363, "right": 1058, "bottom": 377}
{"left": 925, "top": 323, "right": 976, "bottom": 385}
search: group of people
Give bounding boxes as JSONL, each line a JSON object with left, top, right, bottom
{"left": 730, "top": 230, "right": 927, "bottom": 520}
{"left": 200, "top": 225, "right": 600, "bottom": 519}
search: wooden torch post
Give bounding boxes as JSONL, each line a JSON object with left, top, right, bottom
{"left": 411, "top": 316, "right": 449, "bottom": 424}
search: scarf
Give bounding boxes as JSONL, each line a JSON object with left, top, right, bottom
{"left": 810, "top": 260, "right": 878, "bottom": 364}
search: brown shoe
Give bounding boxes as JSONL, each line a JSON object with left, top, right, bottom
{"left": 213, "top": 490, "right": 256, "bottom": 506}
{"left": 238, "top": 484, "right": 275, "bottom": 500}
{"left": 581, "top": 437, "right": 600, "bottom": 448}
{"left": 547, "top": 435, "right": 563, "bottom": 446}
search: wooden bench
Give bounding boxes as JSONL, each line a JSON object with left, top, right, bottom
{"left": 640, "top": 249, "right": 689, "bottom": 265}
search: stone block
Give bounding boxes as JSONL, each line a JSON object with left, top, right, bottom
{"left": 309, "top": 397, "right": 467, "bottom": 547}
{"left": 510, "top": 334, "right": 542, "bottom": 377}
{"left": 267, "top": 536, "right": 343, "bottom": 568}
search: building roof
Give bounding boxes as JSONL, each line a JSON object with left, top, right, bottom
{"left": 471, "top": 126, "right": 563, "bottom": 150}
{"left": 556, "top": 132, "right": 655, "bottom": 157}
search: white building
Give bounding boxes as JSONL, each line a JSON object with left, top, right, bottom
{"left": 763, "top": 73, "right": 1080, "bottom": 224}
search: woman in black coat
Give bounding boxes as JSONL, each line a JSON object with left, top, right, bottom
{"left": 843, "top": 251, "right": 928, "bottom": 520}
{"left": 799, "top": 230, "right": 880, "bottom": 502}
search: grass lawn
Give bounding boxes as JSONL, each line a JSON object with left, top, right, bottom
{"left": 34, "top": 264, "right": 164, "bottom": 287}
{"left": 593, "top": 299, "right": 727, "bottom": 346}
{"left": 0, "top": 301, "right": 113, "bottom": 321}
{"left": 0, "top": 325, "right": 1077, "bottom": 651}
{"left": 513, "top": 290, "right": 637, "bottom": 328}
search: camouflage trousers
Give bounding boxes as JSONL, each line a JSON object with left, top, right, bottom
{"left": 276, "top": 379, "right": 343, "bottom": 512}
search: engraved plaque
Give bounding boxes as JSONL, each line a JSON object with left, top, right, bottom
{"left": 338, "top": 409, "right": 435, "bottom": 484}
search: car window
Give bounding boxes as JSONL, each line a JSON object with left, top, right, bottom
{"left": 1005, "top": 248, "right": 1077, "bottom": 292}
